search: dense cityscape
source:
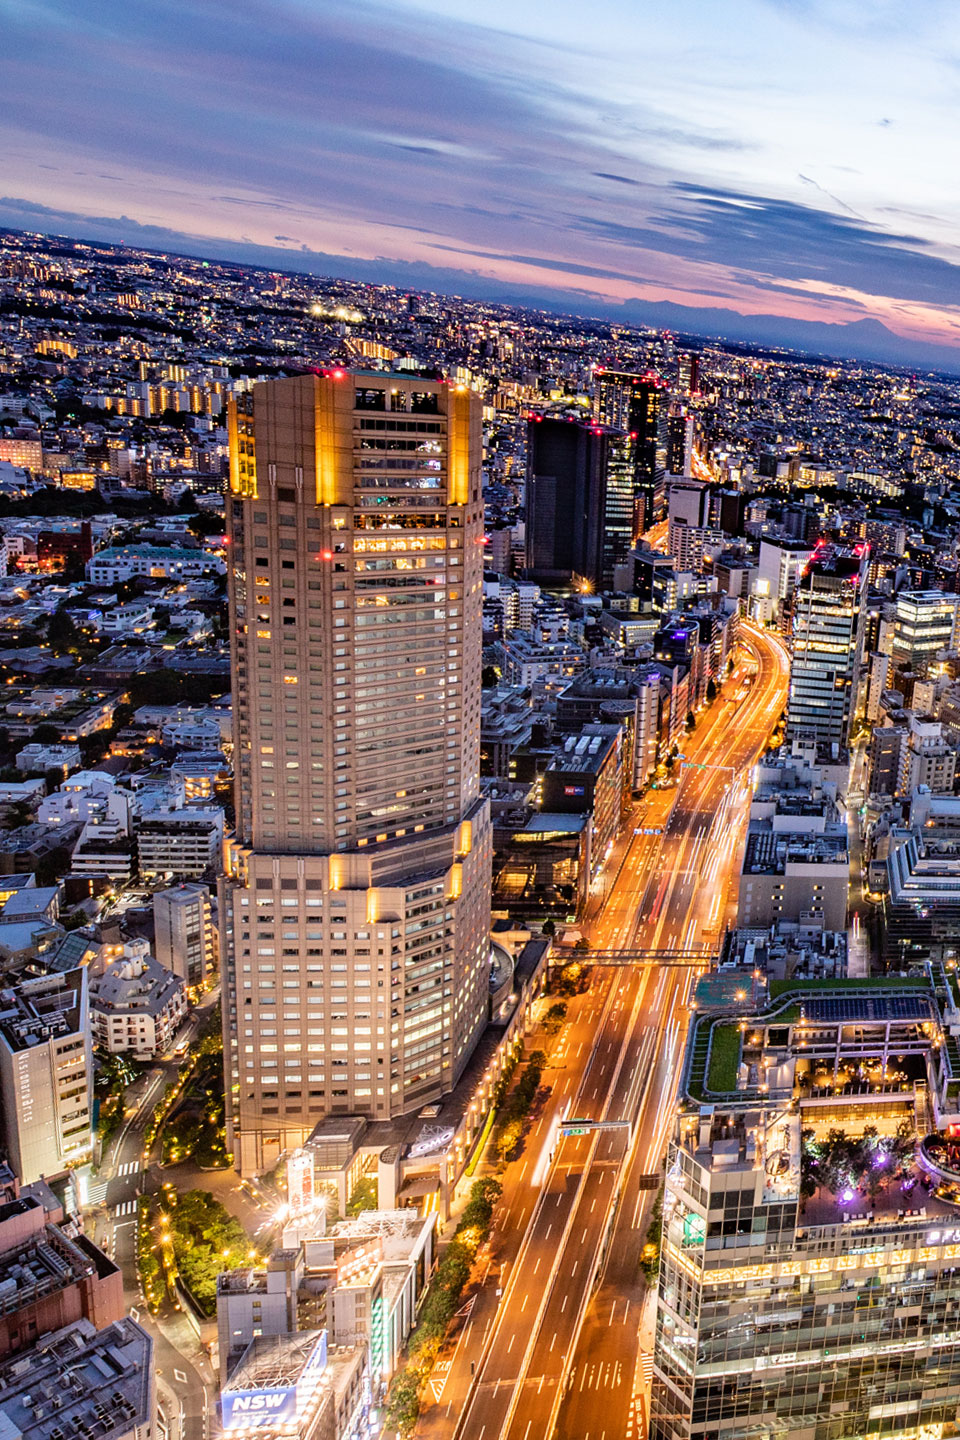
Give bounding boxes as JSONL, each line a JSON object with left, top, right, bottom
{"left": 3, "top": 220, "right": 960, "bottom": 1440}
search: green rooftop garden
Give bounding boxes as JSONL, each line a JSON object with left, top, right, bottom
{"left": 945, "top": 967, "right": 960, "bottom": 1011}
{"left": 685, "top": 973, "right": 939, "bottom": 1106}
{"left": 769, "top": 976, "right": 928, "bottom": 999}
{"left": 707, "top": 1023, "right": 742, "bottom": 1093}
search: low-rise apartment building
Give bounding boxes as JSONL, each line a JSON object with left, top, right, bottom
{"left": 0, "top": 967, "right": 92, "bottom": 1183}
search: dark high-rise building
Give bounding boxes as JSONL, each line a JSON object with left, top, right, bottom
{"left": 666, "top": 412, "right": 694, "bottom": 478}
{"left": 526, "top": 417, "right": 604, "bottom": 588}
{"left": 525, "top": 416, "right": 633, "bottom": 590}
{"left": 593, "top": 369, "right": 669, "bottom": 532}
{"left": 677, "top": 351, "right": 700, "bottom": 395}
{"left": 712, "top": 488, "right": 746, "bottom": 538}
{"left": 603, "top": 430, "right": 635, "bottom": 586}
{"left": 626, "top": 545, "right": 675, "bottom": 606}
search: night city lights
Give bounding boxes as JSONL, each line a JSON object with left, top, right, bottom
{"left": 4, "top": 6, "right": 960, "bottom": 1440}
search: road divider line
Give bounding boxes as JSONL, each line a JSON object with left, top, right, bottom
{"left": 495, "top": 973, "right": 648, "bottom": 1439}
{"left": 539, "top": 990, "right": 658, "bottom": 1437}
{"left": 451, "top": 971, "right": 621, "bottom": 1440}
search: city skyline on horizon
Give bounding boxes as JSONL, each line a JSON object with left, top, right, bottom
{"left": 5, "top": 1, "right": 960, "bottom": 371}
{"left": 8, "top": 218, "right": 960, "bottom": 381}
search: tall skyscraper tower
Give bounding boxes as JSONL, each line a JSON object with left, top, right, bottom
{"left": 593, "top": 369, "right": 669, "bottom": 532}
{"left": 676, "top": 351, "right": 700, "bottom": 396}
{"left": 891, "top": 590, "right": 959, "bottom": 677}
{"left": 785, "top": 543, "right": 868, "bottom": 752}
{"left": 525, "top": 416, "right": 633, "bottom": 590}
{"left": 221, "top": 371, "right": 492, "bottom": 1175}
{"left": 666, "top": 479, "right": 713, "bottom": 574}
{"left": 666, "top": 411, "right": 694, "bottom": 478}
{"left": 525, "top": 416, "right": 605, "bottom": 589}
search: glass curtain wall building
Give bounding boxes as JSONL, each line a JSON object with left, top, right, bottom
{"left": 785, "top": 544, "right": 868, "bottom": 752}
{"left": 593, "top": 368, "right": 669, "bottom": 533}
{"left": 524, "top": 416, "right": 634, "bottom": 591}
{"left": 892, "top": 591, "right": 959, "bottom": 678}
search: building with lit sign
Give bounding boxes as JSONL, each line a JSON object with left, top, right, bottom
{"left": 217, "top": 1210, "right": 434, "bottom": 1399}
{"left": 652, "top": 972, "right": 960, "bottom": 1440}
{"left": 220, "top": 1331, "right": 365, "bottom": 1440}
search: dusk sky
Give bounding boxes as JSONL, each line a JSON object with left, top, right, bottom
{"left": 3, "top": 0, "right": 960, "bottom": 358}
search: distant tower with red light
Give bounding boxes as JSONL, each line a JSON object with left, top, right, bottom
{"left": 221, "top": 371, "right": 491, "bottom": 1172}
{"left": 677, "top": 352, "right": 700, "bottom": 396}
{"left": 593, "top": 368, "right": 669, "bottom": 532}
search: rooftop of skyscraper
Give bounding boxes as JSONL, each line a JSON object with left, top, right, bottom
{"left": 0, "top": 1317, "right": 152, "bottom": 1440}
{"left": 0, "top": 968, "right": 85, "bottom": 1054}
{"left": 742, "top": 825, "right": 848, "bottom": 874}
{"left": 677, "top": 969, "right": 960, "bottom": 1225}
{"left": 803, "top": 540, "right": 869, "bottom": 579}
{"left": 682, "top": 972, "right": 942, "bottom": 1109}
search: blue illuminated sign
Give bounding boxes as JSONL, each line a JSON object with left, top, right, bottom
{"left": 222, "top": 1389, "right": 296, "bottom": 1429}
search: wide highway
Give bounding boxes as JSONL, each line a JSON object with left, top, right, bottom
{"left": 552, "top": 619, "right": 788, "bottom": 1440}
{"left": 442, "top": 622, "right": 789, "bottom": 1440}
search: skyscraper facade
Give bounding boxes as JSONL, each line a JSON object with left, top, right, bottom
{"left": 653, "top": 976, "right": 960, "bottom": 1440}
{"left": 525, "top": 416, "right": 633, "bottom": 590}
{"left": 892, "top": 590, "right": 959, "bottom": 678}
{"left": 525, "top": 416, "right": 605, "bottom": 589}
{"left": 153, "top": 881, "right": 217, "bottom": 987}
{"left": 593, "top": 368, "right": 669, "bottom": 532}
{"left": 667, "top": 411, "right": 695, "bottom": 478}
{"left": 756, "top": 537, "right": 815, "bottom": 630}
{"left": 221, "top": 371, "right": 491, "bottom": 1175}
{"left": 785, "top": 543, "right": 868, "bottom": 752}
{"left": 667, "top": 480, "right": 713, "bottom": 573}
{"left": 677, "top": 351, "right": 700, "bottom": 396}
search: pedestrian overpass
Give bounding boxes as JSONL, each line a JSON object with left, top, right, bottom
{"left": 558, "top": 948, "right": 716, "bottom": 967}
